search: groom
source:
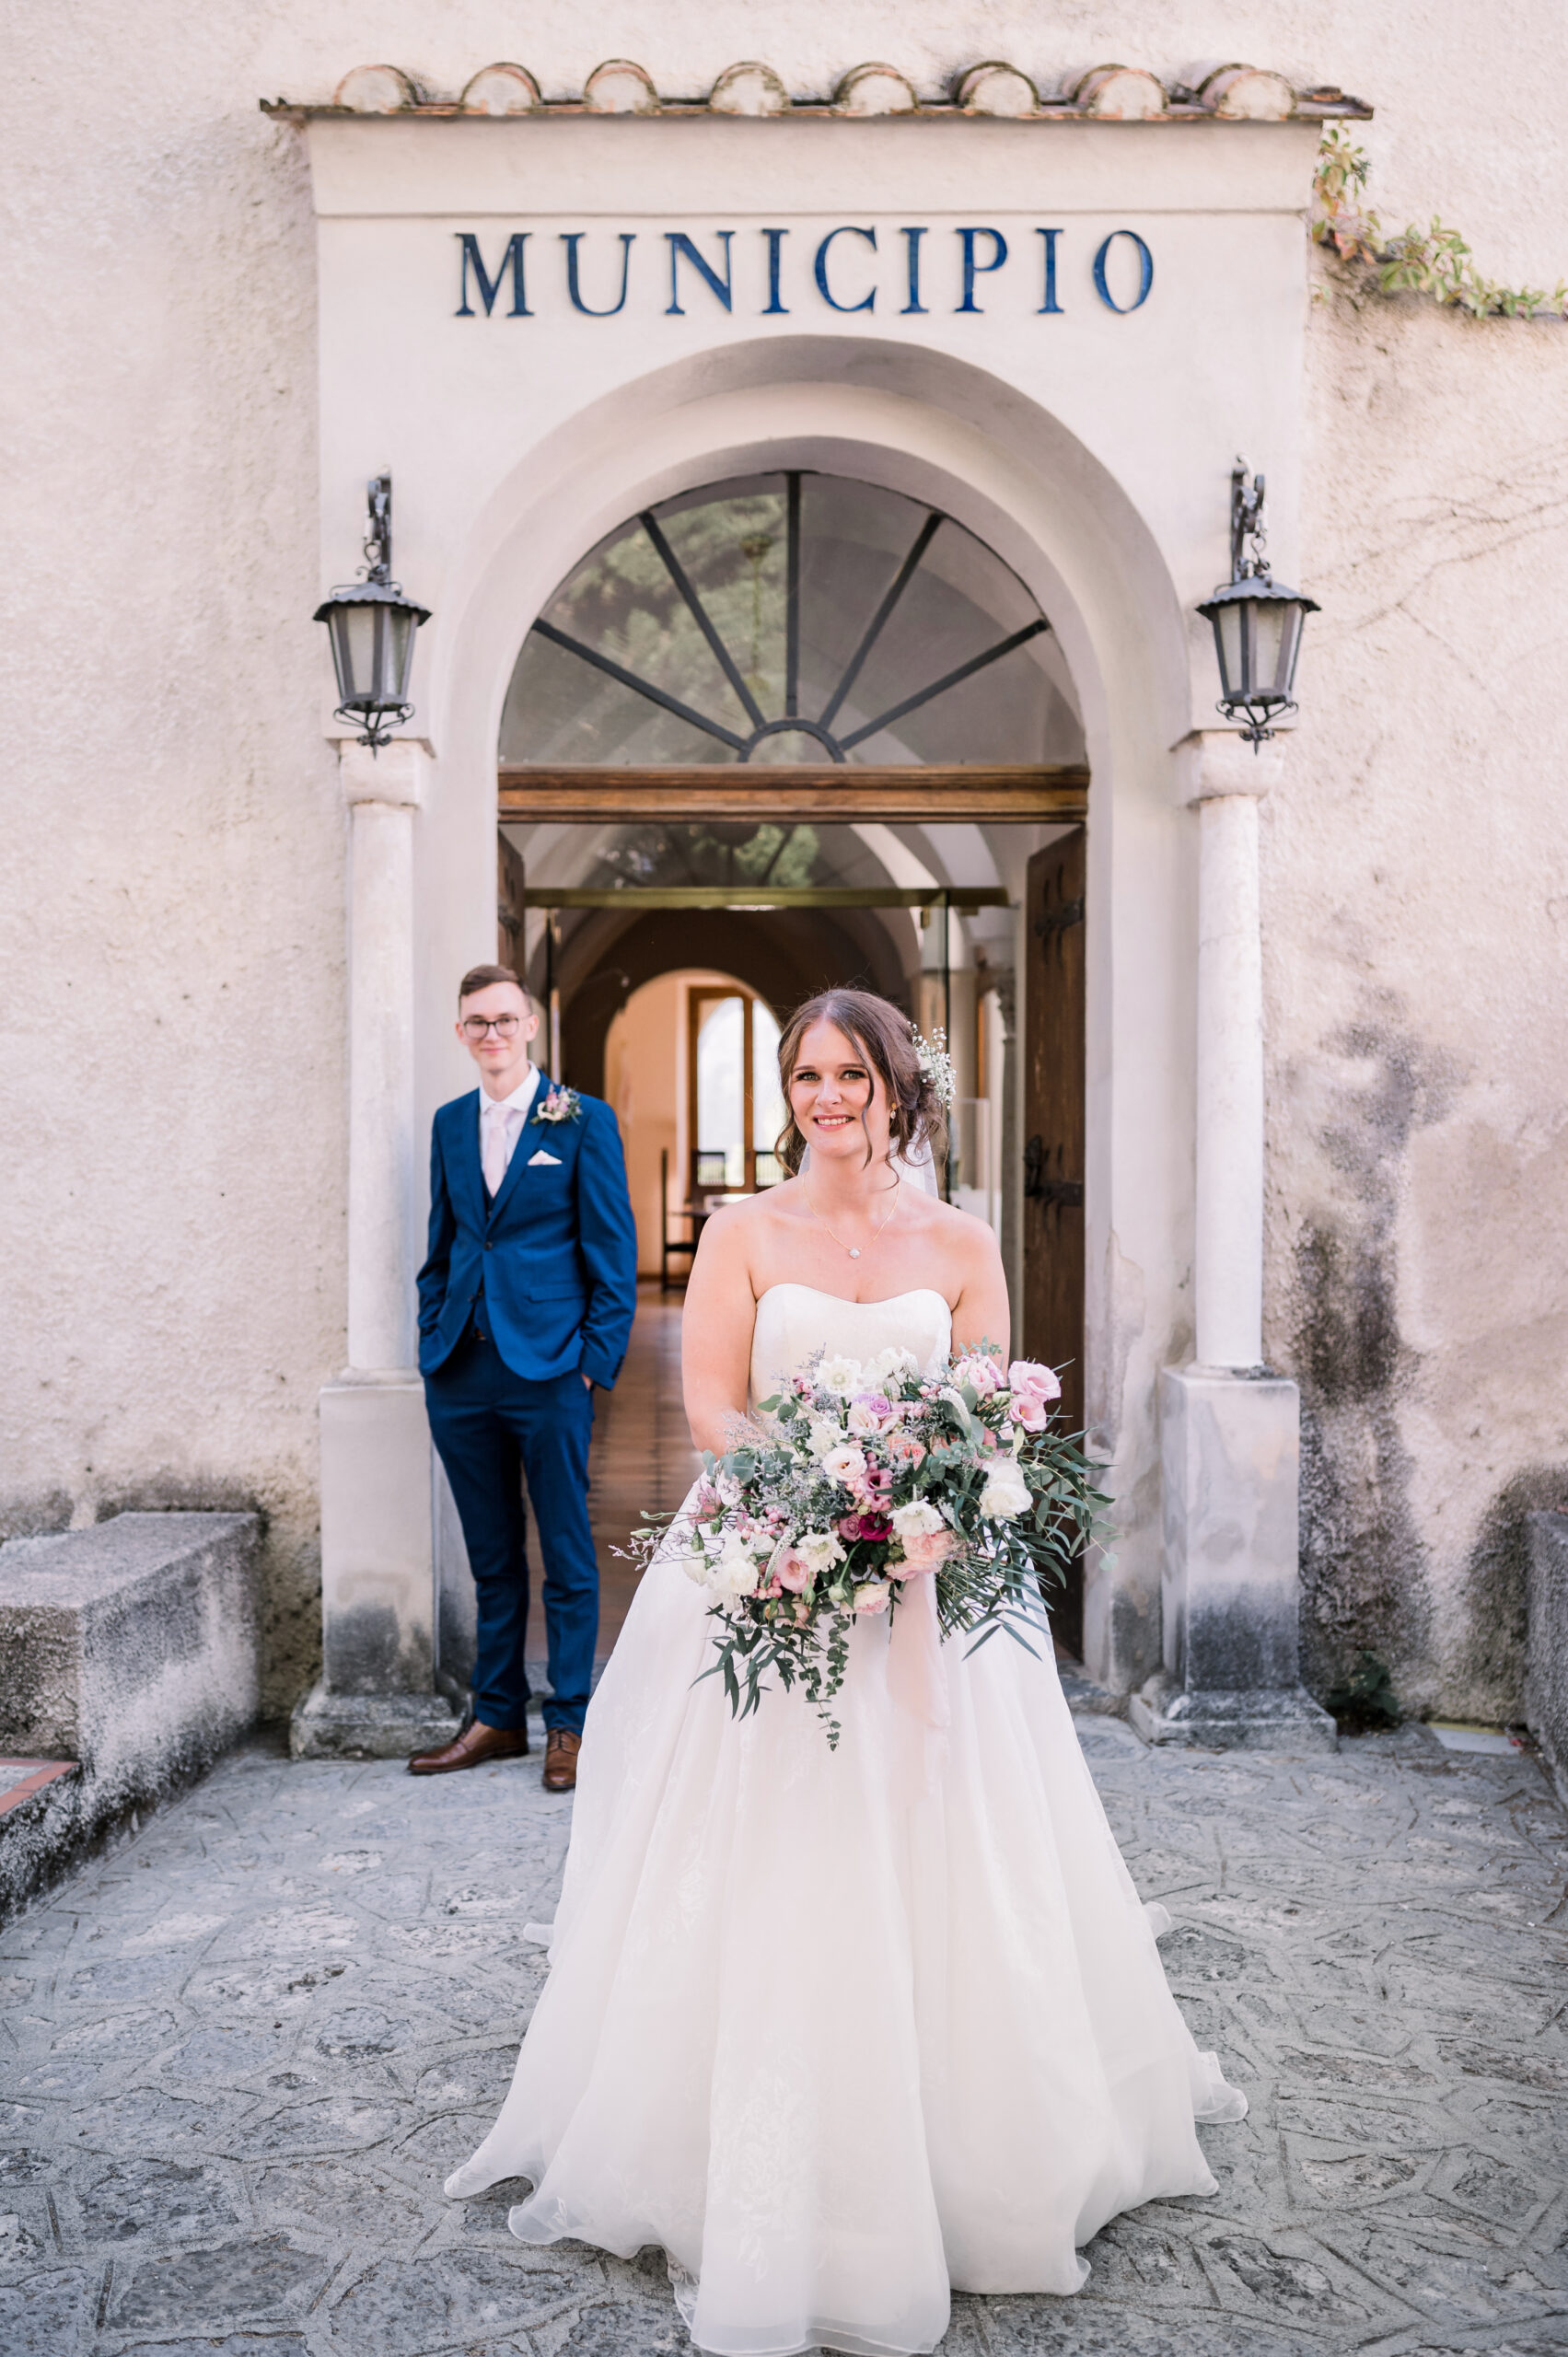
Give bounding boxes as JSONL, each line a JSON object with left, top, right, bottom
{"left": 411, "top": 963, "right": 637, "bottom": 1791}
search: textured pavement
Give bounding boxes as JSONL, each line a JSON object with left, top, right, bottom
{"left": 2, "top": 1719, "right": 1567, "bottom": 2357}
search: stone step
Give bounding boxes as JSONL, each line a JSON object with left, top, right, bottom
{"left": 0, "top": 1512, "right": 261, "bottom": 1921}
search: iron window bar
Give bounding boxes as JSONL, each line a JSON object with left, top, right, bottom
{"left": 529, "top": 617, "right": 749, "bottom": 753}
{"left": 526, "top": 472, "right": 1051, "bottom": 765}
{"left": 837, "top": 618, "right": 1050, "bottom": 751}
{"left": 637, "top": 509, "right": 768, "bottom": 732}
{"left": 818, "top": 509, "right": 943, "bottom": 733}
{"left": 784, "top": 472, "right": 802, "bottom": 719}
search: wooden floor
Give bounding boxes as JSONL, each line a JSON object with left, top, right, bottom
{"left": 588, "top": 1284, "right": 700, "bottom": 1657}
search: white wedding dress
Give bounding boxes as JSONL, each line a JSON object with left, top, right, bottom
{"left": 447, "top": 1284, "right": 1245, "bottom": 2356}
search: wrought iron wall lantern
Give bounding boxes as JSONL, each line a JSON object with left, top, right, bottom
{"left": 314, "top": 474, "right": 431, "bottom": 751}
{"left": 1197, "top": 462, "right": 1318, "bottom": 748}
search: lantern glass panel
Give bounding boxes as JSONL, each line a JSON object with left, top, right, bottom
{"left": 1249, "top": 598, "right": 1292, "bottom": 702}
{"left": 1213, "top": 600, "right": 1245, "bottom": 703}
{"left": 1272, "top": 601, "right": 1305, "bottom": 699}
{"left": 333, "top": 604, "right": 378, "bottom": 708}
{"left": 384, "top": 604, "right": 418, "bottom": 703}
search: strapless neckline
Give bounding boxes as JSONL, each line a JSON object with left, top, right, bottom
{"left": 755, "top": 1282, "right": 954, "bottom": 1315}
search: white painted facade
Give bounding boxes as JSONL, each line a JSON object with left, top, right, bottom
{"left": 4, "top": 5, "right": 1566, "bottom": 1724}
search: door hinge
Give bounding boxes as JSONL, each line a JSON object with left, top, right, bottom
{"left": 1023, "top": 1134, "right": 1084, "bottom": 1207}
{"left": 1033, "top": 896, "right": 1084, "bottom": 940}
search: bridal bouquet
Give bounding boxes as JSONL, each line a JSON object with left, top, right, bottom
{"left": 636, "top": 1347, "right": 1108, "bottom": 1743}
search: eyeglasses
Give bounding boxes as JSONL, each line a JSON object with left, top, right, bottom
{"left": 461, "top": 1015, "right": 524, "bottom": 1039}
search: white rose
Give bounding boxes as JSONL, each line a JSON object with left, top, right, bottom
{"left": 889, "top": 1500, "right": 945, "bottom": 1539}
{"left": 804, "top": 1417, "right": 843, "bottom": 1459}
{"left": 978, "top": 1458, "right": 1032, "bottom": 1520}
{"left": 817, "top": 1354, "right": 862, "bottom": 1399}
{"left": 869, "top": 1345, "right": 919, "bottom": 1382}
{"left": 820, "top": 1444, "right": 867, "bottom": 1488}
{"left": 710, "top": 1532, "right": 761, "bottom": 1596}
{"left": 796, "top": 1530, "right": 846, "bottom": 1572}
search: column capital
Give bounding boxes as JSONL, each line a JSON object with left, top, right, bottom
{"left": 984, "top": 963, "right": 1016, "bottom": 1036}
{"left": 334, "top": 737, "right": 435, "bottom": 810}
{"left": 1170, "top": 728, "right": 1286, "bottom": 808}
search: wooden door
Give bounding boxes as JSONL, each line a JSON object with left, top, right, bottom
{"left": 497, "top": 830, "right": 526, "bottom": 971}
{"left": 1022, "top": 830, "right": 1087, "bottom": 1657}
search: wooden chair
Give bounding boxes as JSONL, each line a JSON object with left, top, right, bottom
{"left": 659, "top": 1148, "right": 700, "bottom": 1292}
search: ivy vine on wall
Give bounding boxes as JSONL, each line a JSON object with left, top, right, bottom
{"left": 1311, "top": 127, "right": 1566, "bottom": 320}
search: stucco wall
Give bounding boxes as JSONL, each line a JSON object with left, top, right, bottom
{"left": 3, "top": 2, "right": 1565, "bottom": 1718}
{"left": 1271, "top": 260, "right": 1568, "bottom": 1719}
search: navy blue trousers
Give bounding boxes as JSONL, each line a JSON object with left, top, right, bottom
{"left": 424, "top": 1333, "right": 598, "bottom": 1736}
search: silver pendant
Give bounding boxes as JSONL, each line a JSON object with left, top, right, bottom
{"left": 849, "top": 1247, "right": 861, "bottom": 1260}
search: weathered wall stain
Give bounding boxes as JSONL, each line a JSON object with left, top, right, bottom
{"left": 0, "top": 1491, "right": 73, "bottom": 1544}
{"left": 1283, "top": 1011, "right": 1454, "bottom": 1709}
{"left": 1459, "top": 1466, "right": 1568, "bottom": 1722}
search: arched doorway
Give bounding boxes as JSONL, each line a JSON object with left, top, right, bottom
{"left": 494, "top": 467, "right": 1091, "bottom": 1655}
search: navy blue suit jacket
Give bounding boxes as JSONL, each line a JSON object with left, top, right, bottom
{"left": 416, "top": 1080, "right": 637, "bottom": 1388}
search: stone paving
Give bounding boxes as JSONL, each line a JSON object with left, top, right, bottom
{"left": 3, "top": 1718, "right": 1567, "bottom": 2357}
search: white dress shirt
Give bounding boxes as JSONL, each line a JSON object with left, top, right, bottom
{"left": 480, "top": 1062, "right": 541, "bottom": 1197}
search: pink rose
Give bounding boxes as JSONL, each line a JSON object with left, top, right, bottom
{"left": 1007, "top": 1359, "right": 1062, "bottom": 1430}
{"left": 772, "top": 1547, "right": 811, "bottom": 1594}
{"left": 895, "top": 1527, "right": 955, "bottom": 1575}
{"left": 837, "top": 1514, "right": 864, "bottom": 1539}
{"left": 954, "top": 1353, "right": 1002, "bottom": 1396}
{"left": 888, "top": 1434, "right": 926, "bottom": 1468}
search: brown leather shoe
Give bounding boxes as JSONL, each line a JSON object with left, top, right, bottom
{"left": 408, "top": 1719, "right": 529, "bottom": 1776}
{"left": 542, "top": 1728, "right": 582, "bottom": 1792}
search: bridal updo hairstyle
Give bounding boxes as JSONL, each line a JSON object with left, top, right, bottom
{"left": 775, "top": 989, "right": 947, "bottom": 1178}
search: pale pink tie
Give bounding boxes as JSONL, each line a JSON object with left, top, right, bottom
{"left": 482, "top": 1104, "right": 518, "bottom": 1198}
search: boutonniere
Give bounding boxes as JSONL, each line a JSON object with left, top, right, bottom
{"left": 531, "top": 1084, "right": 582, "bottom": 1126}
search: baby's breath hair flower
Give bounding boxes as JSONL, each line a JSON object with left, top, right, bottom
{"left": 910, "top": 1022, "right": 956, "bottom": 1111}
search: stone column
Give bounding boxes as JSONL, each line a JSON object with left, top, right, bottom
{"left": 1131, "top": 732, "right": 1335, "bottom": 1751}
{"left": 291, "top": 739, "right": 463, "bottom": 1760}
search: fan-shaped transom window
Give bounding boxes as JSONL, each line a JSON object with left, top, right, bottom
{"left": 501, "top": 472, "right": 1084, "bottom": 767}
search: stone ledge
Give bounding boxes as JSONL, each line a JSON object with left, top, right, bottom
{"left": 290, "top": 1681, "right": 463, "bottom": 1760}
{"left": 0, "top": 1512, "right": 261, "bottom": 1921}
{"left": 1130, "top": 1673, "right": 1339, "bottom": 1752}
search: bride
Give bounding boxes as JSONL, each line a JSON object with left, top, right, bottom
{"left": 446, "top": 987, "right": 1245, "bottom": 2356}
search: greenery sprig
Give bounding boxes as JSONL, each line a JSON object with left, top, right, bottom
{"left": 1311, "top": 127, "right": 1566, "bottom": 321}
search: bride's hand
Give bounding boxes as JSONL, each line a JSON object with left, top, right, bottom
{"left": 681, "top": 1208, "right": 759, "bottom": 1456}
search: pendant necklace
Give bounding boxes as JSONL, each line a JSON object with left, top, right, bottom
{"left": 805, "top": 1176, "right": 900, "bottom": 1260}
